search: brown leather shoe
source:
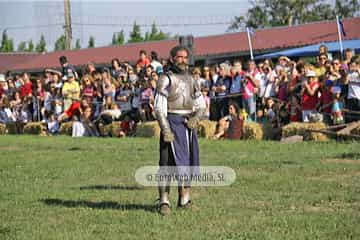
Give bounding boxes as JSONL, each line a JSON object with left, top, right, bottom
{"left": 158, "top": 202, "right": 171, "bottom": 216}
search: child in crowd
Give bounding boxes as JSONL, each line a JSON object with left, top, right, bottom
{"left": 288, "top": 95, "right": 301, "bottom": 122}
{"left": 331, "top": 86, "right": 344, "bottom": 125}
{"left": 47, "top": 113, "right": 60, "bottom": 135}
{"left": 201, "top": 87, "right": 210, "bottom": 120}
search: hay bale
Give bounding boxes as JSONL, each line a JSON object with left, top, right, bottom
{"left": 110, "top": 121, "right": 122, "bottom": 137}
{"left": 99, "top": 121, "right": 122, "bottom": 137}
{"left": 282, "top": 122, "right": 329, "bottom": 141}
{"left": 5, "top": 122, "right": 18, "bottom": 134}
{"left": 136, "top": 121, "right": 161, "bottom": 138}
{"left": 23, "top": 122, "right": 47, "bottom": 135}
{"left": 261, "top": 123, "right": 280, "bottom": 140}
{"left": 0, "top": 123, "right": 6, "bottom": 135}
{"left": 243, "top": 122, "right": 263, "bottom": 140}
{"left": 198, "top": 120, "right": 217, "bottom": 139}
{"left": 59, "top": 121, "right": 73, "bottom": 136}
{"left": 351, "top": 126, "right": 360, "bottom": 136}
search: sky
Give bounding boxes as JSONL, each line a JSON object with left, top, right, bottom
{"left": 0, "top": 0, "right": 251, "bottom": 51}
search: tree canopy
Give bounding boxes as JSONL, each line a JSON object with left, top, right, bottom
{"left": 228, "top": 0, "right": 360, "bottom": 31}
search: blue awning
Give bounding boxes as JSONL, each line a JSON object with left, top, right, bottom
{"left": 255, "top": 39, "right": 360, "bottom": 59}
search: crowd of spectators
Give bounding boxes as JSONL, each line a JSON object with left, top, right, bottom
{"left": 0, "top": 46, "right": 359, "bottom": 138}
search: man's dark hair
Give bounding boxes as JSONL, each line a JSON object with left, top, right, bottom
{"left": 139, "top": 50, "right": 147, "bottom": 55}
{"left": 151, "top": 51, "right": 159, "bottom": 61}
{"left": 170, "top": 45, "right": 190, "bottom": 59}
{"left": 59, "top": 56, "right": 67, "bottom": 65}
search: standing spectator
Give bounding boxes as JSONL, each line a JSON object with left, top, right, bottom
{"left": 346, "top": 60, "right": 360, "bottom": 122}
{"left": 318, "top": 79, "right": 333, "bottom": 125}
{"left": 344, "top": 48, "right": 354, "bottom": 66}
{"left": 211, "top": 62, "right": 231, "bottom": 120}
{"left": 301, "top": 70, "right": 320, "bottom": 122}
{"left": 315, "top": 53, "right": 328, "bottom": 77}
{"left": 150, "top": 51, "right": 163, "bottom": 75}
{"left": 62, "top": 70, "right": 80, "bottom": 110}
{"left": 230, "top": 61, "right": 245, "bottom": 106}
{"left": 59, "top": 56, "right": 78, "bottom": 80}
{"left": 242, "top": 73, "right": 258, "bottom": 122}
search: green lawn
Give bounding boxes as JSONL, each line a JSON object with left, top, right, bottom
{"left": 0, "top": 135, "right": 359, "bottom": 240}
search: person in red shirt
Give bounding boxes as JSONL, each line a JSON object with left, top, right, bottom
{"left": 136, "top": 49, "right": 150, "bottom": 68}
{"left": 20, "top": 72, "right": 33, "bottom": 98}
{"left": 301, "top": 70, "right": 320, "bottom": 122}
{"left": 318, "top": 79, "right": 333, "bottom": 124}
{"left": 58, "top": 98, "right": 89, "bottom": 122}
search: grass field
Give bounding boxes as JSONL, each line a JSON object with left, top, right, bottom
{"left": 0, "top": 135, "right": 360, "bottom": 240}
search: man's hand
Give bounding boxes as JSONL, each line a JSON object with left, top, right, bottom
{"left": 186, "top": 117, "right": 200, "bottom": 129}
{"left": 163, "top": 129, "right": 174, "bottom": 142}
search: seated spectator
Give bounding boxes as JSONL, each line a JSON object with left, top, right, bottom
{"left": 213, "top": 102, "right": 243, "bottom": 140}
{"left": 58, "top": 98, "right": 88, "bottom": 122}
{"left": 20, "top": 72, "right": 33, "bottom": 99}
{"left": 118, "top": 114, "right": 136, "bottom": 138}
{"left": 136, "top": 49, "right": 150, "bottom": 68}
{"left": 0, "top": 98, "right": 15, "bottom": 123}
{"left": 81, "top": 74, "right": 96, "bottom": 104}
{"left": 72, "top": 106, "right": 98, "bottom": 137}
{"left": 47, "top": 113, "right": 60, "bottom": 135}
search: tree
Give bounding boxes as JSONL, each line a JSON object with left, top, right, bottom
{"left": 35, "top": 34, "right": 47, "bottom": 53}
{"left": 334, "top": 0, "right": 360, "bottom": 18}
{"left": 112, "top": 30, "right": 125, "bottom": 45}
{"left": 117, "top": 30, "right": 125, "bottom": 45}
{"left": 0, "top": 30, "right": 14, "bottom": 52}
{"left": 75, "top": 39, "right": 81, "bottom": 49}
{"left": 54, "top": 35, "right": 66, "bottom": 51}
{"left": 17, "top": 41, "right": 27, "bottom": 52}
{"left": 27, "top": 40, "right": 34, "bottom": 52}
{"left": 228, "top": 0, "right": 360, "bottom": 31}
{"left": 144, "top": 22, "right": 169, "bottom": 41}
{"left": 112, "top": 33, "right": 117, "bottom": 45}
{"left": 128, "top": 22, "right": 143, "bottom": 43}
{"left": 88, "top": 36, "right": 95, "bottom": 48}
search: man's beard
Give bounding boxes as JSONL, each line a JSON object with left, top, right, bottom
{"left": 177, "top": 63, "right": 188, "bottom": 71}
{"left": 170, "top": 62, "right": 188, "bottom": 74}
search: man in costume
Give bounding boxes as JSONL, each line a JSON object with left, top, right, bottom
{"left": 154, "top": 45, "right": 206, "bottom": 215}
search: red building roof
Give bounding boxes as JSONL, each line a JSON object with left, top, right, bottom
{"left": 0, "top": 53, "right": 40, "bottom": 73}
{"left": 4, "top": 17, "right": 360, "bottom": 72}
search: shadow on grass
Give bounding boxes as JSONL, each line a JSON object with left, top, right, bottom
{"left": 79, "top": 185, "right": 145, "bottom": 191}
{"left": 337, "top": 153, "right": 360, "bottom": 159}
{"left": 68, "top": 147, "right": 81, "bottom": 151}
{"left": 40, "top": 198, "right": 156, "bottom": 212}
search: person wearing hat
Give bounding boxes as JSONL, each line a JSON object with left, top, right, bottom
{"left": 300, "top": 70, "right": 320, "bottom": 122}
{"left": 61, "top": 70, "right": 80, "bottom": 110}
